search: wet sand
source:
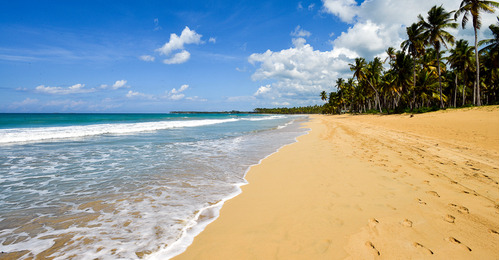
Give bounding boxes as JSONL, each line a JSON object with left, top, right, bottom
{"left": 174, "top": 106, "right": 499, "bottom": 259}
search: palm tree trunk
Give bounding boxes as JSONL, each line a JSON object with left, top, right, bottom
{"left": 474, "top": 27, "right": 481, "bottom": 106}
{"left": 412, "top": 57, "right": 417, "bottom": 111}
{"left": 367, "top": 81, "right": 383, "bottom": 113}
{"left": 462, "top": 82, "right": 466, "bottom": 106}
{"left": 473, "top": 81, "right": 476, "bottom": 105}
{"left": 454, "top": 73, "right": 458, "bottom": 108}
{"left": 436, "top": 48, "right": 444, "bottom": 109}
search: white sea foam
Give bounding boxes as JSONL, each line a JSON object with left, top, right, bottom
{"left": 0, "top": 118, "right": 238, "bottom": 144}
{"left": 0, "top": 115, "right": 309, "bottom": 259}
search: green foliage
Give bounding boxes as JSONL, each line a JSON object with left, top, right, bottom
{"left": 253, "top": 105, "right": 323, "bottom": 114}
{"left": 318, "top": 4, "right": 498, "bottom": 115}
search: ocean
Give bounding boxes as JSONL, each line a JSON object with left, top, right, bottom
{"left": 0, "top": 113, "right": 309, "bottom": 259}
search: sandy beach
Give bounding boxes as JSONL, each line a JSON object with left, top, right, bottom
{"left": 174, "top": 106, "right": 499, "bottom": 259}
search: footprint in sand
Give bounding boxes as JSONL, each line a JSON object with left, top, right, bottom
{"left": 426, "top": 191, "right": 440, "bottom": 197}
{"left": 449, "top": 203, "right": 470, "bottom": 214}
{"left": 417, "top": 198, "right": 427, "bottom": 205}
{"left": 368, "top": 218, "right": 379, "bottom": 226}
{"left": 365, "top": 241, "right": 380, "bottom": 256}
{"left": 413, "top": 242, "right": 433, "bottom": 255}
{"left": 448, "top": 237, "right": 472, "bottom": 251}
{"left": 401, "top": 219, "right": 413, "bottom": 227}
{"left": 444, "top": 214, "right": 455, "bottom": 223}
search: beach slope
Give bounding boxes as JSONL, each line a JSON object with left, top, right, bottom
{"left": 174, "top": 106, "right": 499, "bottom": 259}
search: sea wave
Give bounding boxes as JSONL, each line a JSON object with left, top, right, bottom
{"left": 0, "top": 118, "right": 239, "bottom": 144}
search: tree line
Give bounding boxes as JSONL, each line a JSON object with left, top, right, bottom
{"left": 320, "top": 1, "right": 498, "bottom": 114}
{"left": 254, "top": 105, "right": 323, "bottom": 114}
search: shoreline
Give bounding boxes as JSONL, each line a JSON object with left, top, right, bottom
{"left": 173, "top": 106, "right": 499, "bottom": 259}
{"left": 147, "top": 117, "right": 311, "bottom": 259}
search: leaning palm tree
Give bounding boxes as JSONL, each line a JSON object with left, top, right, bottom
{"left": 419, "top": 5, "right": 458, "bottom": 108}
{"left": 455, "top": 0, "right": 499, "bottom": 106}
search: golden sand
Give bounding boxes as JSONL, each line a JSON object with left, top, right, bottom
{"left": 174, "top": 106, "right": 499, "bottom": 259}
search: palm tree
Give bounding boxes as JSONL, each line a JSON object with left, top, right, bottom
{"left": 419, "top": 5, "right": 458, "bottom": 108}
{"left": 401, "top": 23, "right": 425, "bottom": 108}
{"left": 384, "top": 47, "right": 397, "bottom": 65}
{"left": 479, "top": 20, "right": 499, "bottom": 104}
{"left": 336, "top": 78, "right": 346, "bottom": 112}
{"left": 320, "top": 91, "right": 328, "bottom": 102}
{"left": 455, "top": 0, "right": 499, "bottom": 106}
{"left": 349, "top": 57, "right": 383, "bottom": 113}
{"left": 479, "top": 19, "right": 499, "bottom": 68}
{"left": 447, "top": 39, "right": 475, "bottom": 107}
{"left": 389, "top": 51, "right": 413, "bottom": 109}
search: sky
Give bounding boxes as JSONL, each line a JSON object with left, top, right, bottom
{"left": 0, "top": 0, "right": 497, "bottom": 113}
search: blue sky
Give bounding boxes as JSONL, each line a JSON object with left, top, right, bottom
{"left": 0, "top": 0, "right": 497, "bottom": 112}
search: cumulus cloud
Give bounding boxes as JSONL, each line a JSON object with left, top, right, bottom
{"left": 324, "top": 0, "right": 497, "bottom": 60}
{"left": 322, "top": 0, "right": 358, "bottom": 23}
{"left": 332, "top": 20, "right": 403, "bottom": 59}
{"left": 35, "top": 83, "right": 95, "bottom": 95}
{"left": 163, "top": 50, "right": 191, "bottom": 64}
{"left": 171, "top": 84, "right": 189, "bottom": 94}
{"left": 254, "top": 85, "right": 272, "bottom": 97}
{"left": 156, "top": 26, "right": 202, "bottom": 54}
{"left": 101, "top": 80, "right": 129, "bottom": 90}
{"left": 249, "top": 38, "right": 351, "bottom": 104}
{"left": 112, "top": 80, "right": 128, "bottom": 89}
{"left": 166, "top": 84, "right": 189, "bottom": 100}
{"left": 152, "top": 26, "right": 203, "bottom": 64}
{"left": 209, "top": 37, "right": 216, "bottom": 44}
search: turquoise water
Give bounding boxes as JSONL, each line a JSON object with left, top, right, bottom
{"left": 0, "top": 113, "right": 308, "bottom": 259}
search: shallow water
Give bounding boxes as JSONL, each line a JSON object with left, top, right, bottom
{"left": 0, "top": 113, "right": 308, "bottom": 259}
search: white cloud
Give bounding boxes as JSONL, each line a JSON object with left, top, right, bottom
{"left": 247, "top": 0, "right": 498, "bottom": 107}
{"left": 186, "top": 96, "right": 207, "bottom": 102}
{"left": 254, "top": 84, "right": 272, "bottom": 97}
{"left": 322, "top": 0, "right": 358, "bottom": 23}
{"left": 163, "top": 50, "right": 191, "bottom": 64}
{"left": 249, "top": 38, "right": 351, "bottom": 104}
{"left": 166, "top": 84, "right": 190, "bottom": 100}
{"left": 156, "top": 26, "right": 203, "bottom": 56}
{"left": 291, "top": 25, "right": 311, "bottom": 38}
{"left": 333, "top": 20, "right": 403, "bottom": 59}
{"left": 169, "top": 94, "right": 185, "bottom": 100}
{"left": 171, "top": 84, "right": 189, "bottom": 94}
{"left": 100, "top": 80, "right": 129, "bottom": 90}
{"left": 126, "top": 90, "right": 153, "bottom": 99}
{"left": 139, "top": 55, "right": 155, "bottom": 62}
{"left": 209, "top": 37, "right": 216, "bottom": 44}
{"left": 308, "top": 3, "right": 315, "bottom": 11}
{"left": 112, "top": 80, "right": 127, "bottom": 89}
{"left": 324, "top": 0, "right": 497, "bottom": 60}
{"left": 35, "top": 83, "right": 95, "bottom": 95}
